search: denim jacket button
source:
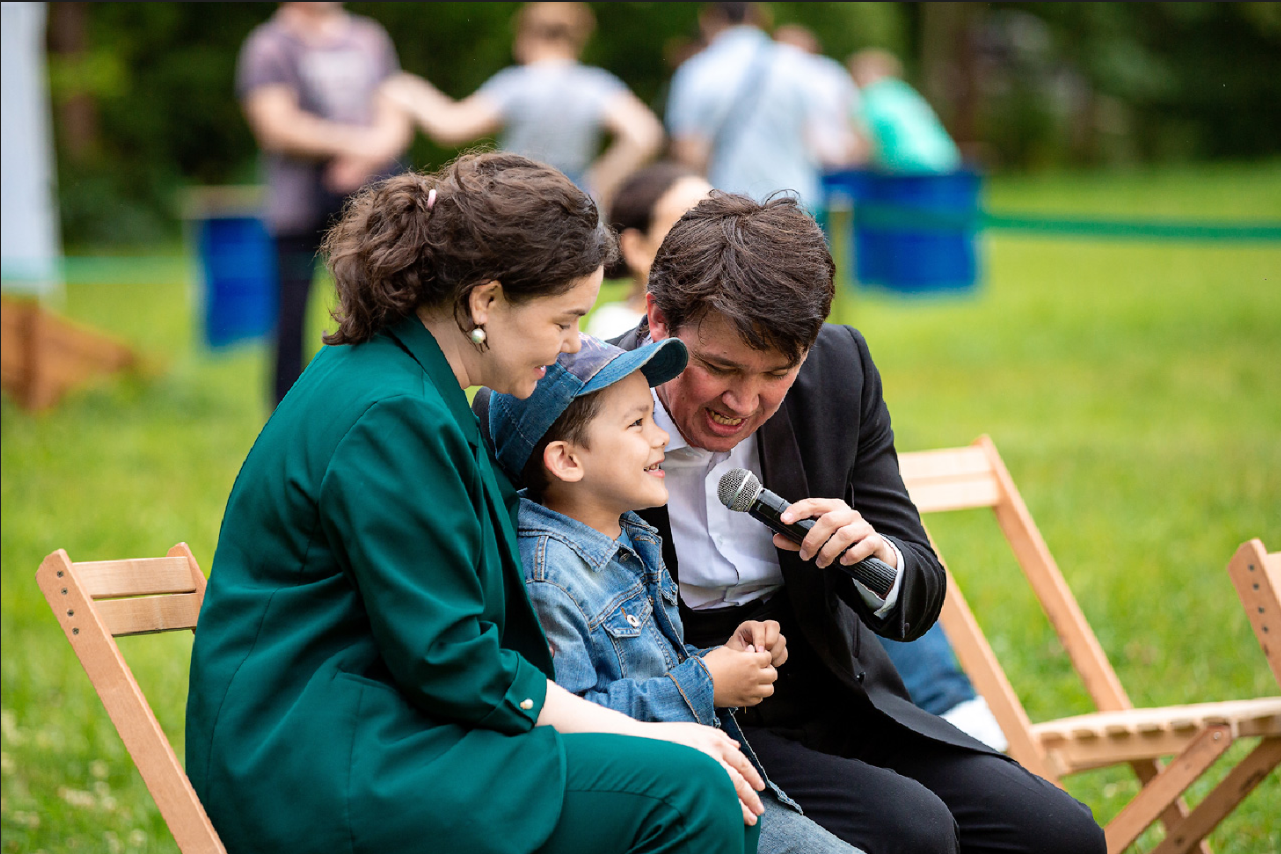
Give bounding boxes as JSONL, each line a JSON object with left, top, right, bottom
{"left": 626, "top": 614, "right": 641, "bottom": 628}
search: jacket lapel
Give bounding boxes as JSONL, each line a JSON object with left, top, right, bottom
{"left": 387, "top": 315, "right": 552, "bottom": 674}
{"left": 758, "top": 404, "right": 809, "bottom": 584}
{"left": 385, "top": 316, "right": 480, "bottom": 447}
{"left": 758, "top": 404, "right": 863, "bottom": 677}
{"left": 757, "top": 407, "right": 808, "bottom": 518}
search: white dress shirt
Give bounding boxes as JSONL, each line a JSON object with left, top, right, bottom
{"left": 652, "top": 390, "right": 903, "bottom": 615}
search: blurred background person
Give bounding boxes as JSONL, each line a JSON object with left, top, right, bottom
{"left": 590, "top": 162, "right": 711, "bottom": 340}
{"left": 238, "top": 1, "right": 410, "bottom": 406}
{"left": 665, "top": 2, "right": 826, "bottom": 212}
{"left": 386, "top": 2, "right": 662, "bottom": 209}
{"left": 772, "top": 23, "right": 866, "bottom": 170}
{"left": 848, "top": 48, "right": 961, "bottom": 174}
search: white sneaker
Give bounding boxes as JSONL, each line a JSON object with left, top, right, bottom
{"left": 941, "top": 696, "right": 1008, "bottom": 752}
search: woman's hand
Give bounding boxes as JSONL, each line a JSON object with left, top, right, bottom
{"left": 775, "top": 497, "right": 897, "bottom": 570}
{"left": 535, "top": 681, "right": 764, "bottom": 824}
{"left": 724, "top": 619, "right": 789, "bottom": 667}
{"left": 702, "top": 646, "right": 777, "bottom": 707}
{"left": 643, "top": 721, "right": 766, "bottom": 826}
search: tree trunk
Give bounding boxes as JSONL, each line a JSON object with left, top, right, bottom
{"left": 47, "top": 1, "right": 97, "bottom": 161}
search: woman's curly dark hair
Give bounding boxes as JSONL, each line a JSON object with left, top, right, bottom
{"left": 322, "top": 152, "right": 618, "bottom": 345}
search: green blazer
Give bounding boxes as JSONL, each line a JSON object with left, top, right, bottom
{"left": 186, "top": 316, "right": 565, "bottom": 854}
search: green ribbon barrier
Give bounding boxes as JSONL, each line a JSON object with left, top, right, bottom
{"left": 12, "top": 207, "right": 1276, "bottom": 291}
{"left": 853, "top": 204, "right": 1281, "bottom": 242}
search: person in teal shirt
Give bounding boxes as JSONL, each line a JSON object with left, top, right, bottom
{"left": 848, "top": 49, "right": 961, "bottom": 174}
{"left": 186, "top": 152, "right": 763, "bottom": 854}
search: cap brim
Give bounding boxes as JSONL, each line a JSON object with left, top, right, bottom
{"left": 578, "top": 338, "right": 688, "bottom": 397}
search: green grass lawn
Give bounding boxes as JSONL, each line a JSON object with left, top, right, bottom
{"left": 4, "top": 163, "right": 1280, "bottom": 852}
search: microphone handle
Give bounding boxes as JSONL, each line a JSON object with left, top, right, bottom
{"left": 749, "top": 490, "right": 897, "bottom": 598}
{"left": 747, "top": 488, "right": 814, "bottom": 544}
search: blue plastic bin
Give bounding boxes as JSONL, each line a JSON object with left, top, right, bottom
{"left": 823, "top": 168, "right": 982, "bottom": 294}
{"left": 196, "top": 215, "right": 277, "bottom": 348}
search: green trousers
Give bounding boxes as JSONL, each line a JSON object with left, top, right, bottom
{"left": 534, "top": 733, "right": 761, "bottom": 854}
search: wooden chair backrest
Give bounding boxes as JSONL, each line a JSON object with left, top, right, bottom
{"left": 36, "top": 544, "right": 226, "bottom": 854}
{"left": 898, "top": 435, "right": 1135, "bottom": 781}
{"left": 900, "top": 439, "right": 1278, "bottom": 852}
{"left": 1226, "top": 538, "right": 1281, "bottom": 688}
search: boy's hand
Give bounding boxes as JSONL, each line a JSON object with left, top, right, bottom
{"left": 725, "top": 619, "right": 789, "bottom": 667}
{"left": 703, "top": 646, "right": 777, "bottom": 707}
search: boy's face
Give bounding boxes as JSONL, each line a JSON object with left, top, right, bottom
{"left": 571, "top": 371, "right": 671, "bottom": 517}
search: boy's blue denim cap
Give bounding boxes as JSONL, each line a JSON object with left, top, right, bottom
{"left": 489, "top": 334, "right": 688, "bottom": 482}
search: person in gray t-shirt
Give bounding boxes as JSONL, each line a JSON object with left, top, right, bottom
{"left": 238, "top": 2, "right": 409, "bottom": 405}
{"left": 386, "top": 2, "right": 662, "bottom": 208}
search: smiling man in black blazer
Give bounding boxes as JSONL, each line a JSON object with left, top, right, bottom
{"left": 607, "top": 191, "right": 1105, "bottom": 854}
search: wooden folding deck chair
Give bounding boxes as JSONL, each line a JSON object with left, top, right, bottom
{"left": 897, "top": 436, "right": 1280, "bottom": 854}
{"left": 36, "top": 544, "right": 226, "bottom": 854}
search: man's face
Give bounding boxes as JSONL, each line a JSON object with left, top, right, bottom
{"left": 649, "top": 303, "right": 807, "bottom": 453}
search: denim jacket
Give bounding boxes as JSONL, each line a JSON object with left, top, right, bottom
{"left": 517, "top": 497, "right": 797, "bottom": 809}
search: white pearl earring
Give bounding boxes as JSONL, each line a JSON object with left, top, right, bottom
{"left": 469, "top": 325, "right": 488, "bottom": 351}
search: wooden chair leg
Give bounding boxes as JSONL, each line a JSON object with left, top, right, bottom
{"left": 1147, "top": 737, "right": 1281, "bottom": 854}
{"left": 1105, "top": 725, "right": 1233, "bottom": 854}
{"left": 1130, "top": 759, "right": 1213, "bottom": 854}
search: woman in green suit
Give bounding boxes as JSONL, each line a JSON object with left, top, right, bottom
{"left": 186, "top": 153, "right": 763, "bottom": 854}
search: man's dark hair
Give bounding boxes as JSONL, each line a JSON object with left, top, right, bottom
{"left": 712, "top": 2, "right": 753, "bottom": 25}
{"left": 520, "top": 392, "right": 607, "bottom": 501}
{"left": 645, "top": 192, "right": 835, "bottom": 364}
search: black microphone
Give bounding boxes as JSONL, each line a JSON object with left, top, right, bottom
{"left": 717, "top": 468, "right": 897, "bottom": 598}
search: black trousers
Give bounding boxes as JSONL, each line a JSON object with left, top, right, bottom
{"left": 272, "top": 230, "right": 326, "bottom": 406}
{"left": 684, "top": 596, "right": 1105, "bottom": 854}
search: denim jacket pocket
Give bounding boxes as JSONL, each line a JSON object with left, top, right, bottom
{"left": 601, "top": 593, "right": 653, "bottom": 640}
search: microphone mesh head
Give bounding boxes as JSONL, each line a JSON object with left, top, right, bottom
{"left": 717, "top": 468, "right": 761, "bottom": 512}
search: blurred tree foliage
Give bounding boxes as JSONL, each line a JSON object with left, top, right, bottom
{"left": 970, "top": 3, "right": 1281, "bottom": 168}
{"left": 44, "top": 2, "right": 1280, "bottom": 247}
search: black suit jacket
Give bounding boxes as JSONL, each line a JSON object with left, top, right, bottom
{"left": 476, "top": 323, "right": 991, "bottom": 752}
{"left": 616, "top": 323, "right": 991, "bottom": 751}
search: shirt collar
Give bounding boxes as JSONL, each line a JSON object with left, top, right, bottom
{"left": 651, "top": 387, "right": 690, "bottom": 455}
{"left": 518, "top": 497, "right": 657, "bottom": 572}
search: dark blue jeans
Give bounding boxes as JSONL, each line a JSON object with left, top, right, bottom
{"left": 876, "top": 622, "right": 975, "bottom": 715}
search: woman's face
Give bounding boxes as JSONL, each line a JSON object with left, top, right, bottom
{"left": 483, "top": 267, "right": 604, "bottom": 398}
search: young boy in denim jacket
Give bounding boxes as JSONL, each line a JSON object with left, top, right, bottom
{"left": 488, "top": 334, "right": 862, "bottom": 854}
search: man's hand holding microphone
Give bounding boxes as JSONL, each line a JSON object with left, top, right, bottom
{"left": 717, "top": 468, "right": 898, "bottom": 596}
